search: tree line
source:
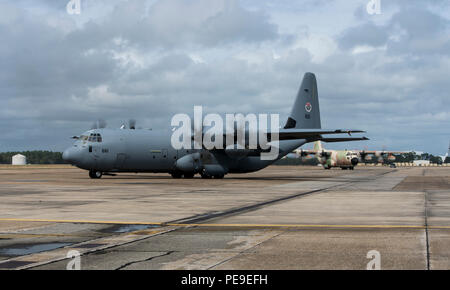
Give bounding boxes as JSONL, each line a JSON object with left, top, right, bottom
{"left": 0, "top": 151, "right": 65, "bottom": 164}
{"left": 0, "top": 150, "right": 447, "bottom": 165}
{"left": 395, "top": 152, "right": 447, "bottom": 164}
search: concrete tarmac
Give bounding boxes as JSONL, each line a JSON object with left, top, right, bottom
{"left": 0, "top": 165, "right": 448, "bottom": 270}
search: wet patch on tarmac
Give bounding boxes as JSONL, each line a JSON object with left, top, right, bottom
{"left": 0, "top": 260, "right": 35, "bottom": 269}
{"left": 0, "top": 242, "right": 72, "bottom": 256}
{"left": 100, "top": 224, "right": 160, "bottom": 233}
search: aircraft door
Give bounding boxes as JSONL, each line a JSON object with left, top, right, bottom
{"left": 88, "top": 145, "right": 100, "bottom": 168}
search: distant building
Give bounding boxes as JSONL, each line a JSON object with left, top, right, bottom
{"left": 12, "top": 154, "right": 27, "bottom": 165}
{"left": 413, "top": 160, "right": 430, "bottom": 166}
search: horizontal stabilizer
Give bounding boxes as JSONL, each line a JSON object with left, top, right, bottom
{"left": 268, "top": 129, "right": 367, "bottom": 141}
{"left": 320, "top": 137, "right": 369, "bottom": 143}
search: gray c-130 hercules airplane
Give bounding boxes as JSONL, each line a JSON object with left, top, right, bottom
{"left": 63, "top": 72, "right": 368, "bottom": 179}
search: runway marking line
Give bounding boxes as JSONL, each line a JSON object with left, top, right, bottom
{"left": 1, "top": 218, "right": 450, "bottom": 230}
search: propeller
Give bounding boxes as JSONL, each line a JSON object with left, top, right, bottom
{"left": 129, "top": 119, "right": 136, "bottom": 130}
{"left": 91, "top": 119, "right": 107, "bottom": 129}
{"left": 119, "top": 119, "right": 137, "bottom": 129}
{"left": 190, "top": 116, "right": 203, "bottom": 149}
{"left": 299, "top": 150, "right": 309, "bottom": 157}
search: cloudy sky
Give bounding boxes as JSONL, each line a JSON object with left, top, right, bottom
{"left": 1, "top": 0, "right": 449, "bottom": 154}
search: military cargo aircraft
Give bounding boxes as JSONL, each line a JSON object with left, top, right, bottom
{"left": 290, "top": 141, "right": 361, "bottom": 170}
{"left": 290, "top": 141, "right": 408, "bottom": 170}
{"left": 63, "top": 72, "right": 368, "bottom": 179}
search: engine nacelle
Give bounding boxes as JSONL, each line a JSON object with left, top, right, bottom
{"left": 175, "top": 153, "right": 202, "bottom": 173}
{"left": 203, "top": 164, "right": 228, "bottom": 176}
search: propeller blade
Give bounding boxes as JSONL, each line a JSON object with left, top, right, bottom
{"left": 91, "top": 119, "right": 107, "bottom": 129}
{"left": 98, "top": 119, "right": 107, "bottom": 129}
{"left": 129, "top": 119, "right": 136, "bottom": 130}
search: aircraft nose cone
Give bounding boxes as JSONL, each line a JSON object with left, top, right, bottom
{"left": 351, "top": 157, "right": 359, "bottom": 166}
{"left": 63, "top": 147, "right": 76, "bottom": 164}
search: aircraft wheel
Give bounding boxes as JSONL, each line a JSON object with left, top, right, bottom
{"left": 171, "top": 172, "right": 182, "bottom": 178}
{"left": 89, "top": 170, "right": 102, "bottom": 179}
{"left": 183, "top": 173, "right": 195, "bottom": 179}
{"left": 214, "top": 174, "right": 224, "bottom": 179}
{"left": 200, "top": 173, "right": 212, "bottom": 179}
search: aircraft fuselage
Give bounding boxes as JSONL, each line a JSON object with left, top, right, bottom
{"left": 63, "top": 128, "right": 306, "bottom": 175}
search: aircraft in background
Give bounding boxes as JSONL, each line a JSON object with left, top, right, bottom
{"left": 289, "top": 141, "right": 360, "bottom": 170}
{"left": 289, "top": 141, "right": 409, "bottom": 170}
{"left": 358, "top": 147, "right": 409, "bottom": 166}
{"left": 63, "top": 72, "right": 368, "bottom": 179}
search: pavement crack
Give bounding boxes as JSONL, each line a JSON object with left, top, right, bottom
{"left": 167, "top": 169, "right": 397, "bottom": 226}
{"left": 115, "top": 251, "right": 174, "bottom": 270}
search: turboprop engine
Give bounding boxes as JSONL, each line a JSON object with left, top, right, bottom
{"left": 175, "top": 153, "right": 202, "bottom": 173}
{"left": 175, "top": 153, "right": 228, "bottom": 179}
{"left": 202, "top": 164, "right": 228, "bottom": 178}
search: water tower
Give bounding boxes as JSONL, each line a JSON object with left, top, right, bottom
{"left": 12, "top": 154, "right": 27, "bottom": 165}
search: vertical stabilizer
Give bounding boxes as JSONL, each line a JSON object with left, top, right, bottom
{"left": 313, "top": 141, "right": 323, "bottom": 153}
{"left": 284, "top": 72, "right": 321, "bottom": 129}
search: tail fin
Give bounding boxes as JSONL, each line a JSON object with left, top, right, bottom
{"left": 284, "top": 72, "right": 321, "bottom": 129}
{"left": 313, "top": 141, "right": 323, "bottom": 152}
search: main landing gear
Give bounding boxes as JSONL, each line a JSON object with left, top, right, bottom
{"left": 89, "top": 170, "right": 103, "bottom": 179}
{"left": 170, "top": 172, "right": 194, "bottom": 179}
{"left": 200, "top": 172, "right": 224, "bottom": 179}
{"left": 170, "top": 172, "right": 225, "bottom": 179}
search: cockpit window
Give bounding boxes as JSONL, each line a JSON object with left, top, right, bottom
{"left": 87, "top": 133, "right": 102, "bottom": 143}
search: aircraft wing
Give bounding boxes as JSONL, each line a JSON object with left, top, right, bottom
{"left": 361, "top": 151, "right": 410, "bottom": 155}
{"left": 293, "top": 149, "right": 318, "bottom": 156}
